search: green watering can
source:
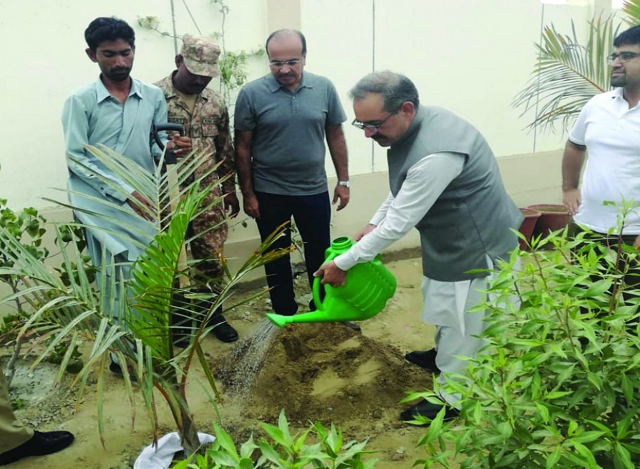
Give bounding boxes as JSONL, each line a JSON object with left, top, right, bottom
{"left": 266, "top": 237, "right": 397, "bottom": 328}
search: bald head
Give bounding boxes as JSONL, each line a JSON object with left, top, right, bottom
{"left": 265, "top": 29, "right": 307, "bottom": 57}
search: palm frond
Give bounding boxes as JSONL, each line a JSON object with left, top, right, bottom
{"left": 0, "top": 143, "right": 292, "bottom": 452}
{"left": 513, "top": 16, "right": 619, "bottom": 131}
{"left": 126, "top": 184, "right": 208, "bottom": 361}
{"left": 622, "top": 0, "right": 640, "bottom": 25}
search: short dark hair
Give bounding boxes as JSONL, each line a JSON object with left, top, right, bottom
{"left": 614, "top": 25, "right": 640, "bottom": 48}
{"left": 85, "top": 17, "right": 135, "bottom": 52}
{"left": 349, "top": 71, "right": 420, "bottom": 112}
{"left": 265, "top": 29, "right": 307, "bottom": 56}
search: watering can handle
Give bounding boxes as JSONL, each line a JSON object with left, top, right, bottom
{"left": 312, "top": 251, "right": 341, "bottom": 311}
{"left": 152, "top": 123, "right": 185, "bottom": 150}
{"left": 153, "top": 123, "right": 185, "bottom": 165}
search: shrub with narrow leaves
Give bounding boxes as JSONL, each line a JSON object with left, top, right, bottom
{"left": 412, "top": 227, "right": 640, "bottom": 469}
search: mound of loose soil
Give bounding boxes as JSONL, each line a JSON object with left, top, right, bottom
{"left": 4, "top": 257, "right": 440, "bottom": 468}
{"left": 216, "top": 320, "right": 431, "bottom": 438}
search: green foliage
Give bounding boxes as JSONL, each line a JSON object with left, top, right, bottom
{"left": 173, "top": 410, "right": 377, "bottom": 468}
{"left": 45, "top": 337, "right": 84, "bottom": 375}
{"left": 219, "top": 49, "right": 265, "bottom": 94}
{"left": 412, "top": 228, "right": 640, "bottom": 468}
{"left": 513, "top": 5, "right": 640, "bottom": 131}
{"left": 622, "top": 0, "right": 640, "bottom": 25}
{"left": 0, "top": 146, "right": 291, "bottom": 454}
{"left": 0, "top": 199, "right": 48, "bottom": 276}
{"left": 10, "top": 398, "right": 26, "bottom": 411}
{"left": 0, "top": 313, "right": 25, "bottom": 337}
{"left": 513, "top": 17, "right": 618, "bottom": 131}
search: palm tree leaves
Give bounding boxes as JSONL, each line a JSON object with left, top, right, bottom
{"left": 622, "top": 0, "right": 640, "bottom": 25}
{"left": 0, "top": 143, "right": 293, "bottom": 451}
{"left": 513, "top": 17, "right": 618, "bottom": 131}
{"left": 514, "top": 3, "right": 640, "bottom": 132}
{"left": 127, "top": 184, "right": 207, "bottom": 362}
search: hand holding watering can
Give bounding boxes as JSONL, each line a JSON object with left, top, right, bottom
{"left": 313, "top": 223, "right": 378, "bottom": 287}
{"left": 266, "top": 237, "right": 397, "bottom": 328}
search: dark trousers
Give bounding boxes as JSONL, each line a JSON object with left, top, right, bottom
{"left": 569, "top": 223, "right": 640, "bottom": 292}
{"left": 570, "top": 223, "right": 640, "bottom": 331}
{"left": 255, "top": 191, "right": 331, "bottom": 316}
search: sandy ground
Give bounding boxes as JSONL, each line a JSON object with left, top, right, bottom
{"left": 4, "top": 256, "right": 445, "bottom": 468}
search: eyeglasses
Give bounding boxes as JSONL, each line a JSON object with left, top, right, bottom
{"left": 607, "top": 51, "right": 640, "bottom": 65}
{"left": 269, "top": 59, "right": 301, "bottom": 68}
{"left": 351, "top": 105, "right": 402, "bottom": 132}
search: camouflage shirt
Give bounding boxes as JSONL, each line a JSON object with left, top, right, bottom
{"left": 155, "top": 73, "right": 235, "bottom": 274}
{"left": 155, "top": 73, "right": 236, "bottom": 194}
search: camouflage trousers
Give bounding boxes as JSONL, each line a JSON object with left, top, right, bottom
{"left": 184, "top": 181, "right": 228, "bottom": 286}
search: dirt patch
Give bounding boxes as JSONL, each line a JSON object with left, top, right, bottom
{"left": 217, "top": 321, "right": 429, "bottom": 435}
{"left": 4, "top": 257, "right": 439, "bottom": 468}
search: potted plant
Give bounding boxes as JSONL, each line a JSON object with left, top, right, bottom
{"left": 518, "top": 207, "right": 542, "bottom": 250}
{"left": 526, "top": 203, "right": 572, "bottom": 239}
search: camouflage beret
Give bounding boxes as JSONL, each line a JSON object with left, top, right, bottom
{"left": 181, "top": 34, "right": 220, "bottom": 77}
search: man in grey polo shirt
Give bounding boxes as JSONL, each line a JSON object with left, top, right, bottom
{"left": 234, "top": 29, "right": 350, "bottom": 317}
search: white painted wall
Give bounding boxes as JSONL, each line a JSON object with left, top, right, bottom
{"left": 301, "top": 0, "right": 595, "bottom": 177}
{"left": 0, "top": 0, "right": 623, "bottom": 275}
{"left": 0, "top": 0, "right": 267, "bottom": 211}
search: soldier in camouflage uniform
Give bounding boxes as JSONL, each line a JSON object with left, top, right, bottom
{"left": 156, "top": 35, "right": 240, "bottom": 343}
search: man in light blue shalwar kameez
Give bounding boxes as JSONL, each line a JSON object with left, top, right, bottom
{"left": 61, "top": 17, "right": 190, "bottom": 373}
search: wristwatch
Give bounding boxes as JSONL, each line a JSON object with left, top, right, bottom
{"left": 338, "top": 180, "right": 350, "bottom": 188}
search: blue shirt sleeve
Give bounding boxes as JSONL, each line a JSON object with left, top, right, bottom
{"left": 151, "top": 88, "right": 169, "bottom": 159}
{"left": 62, "top": 94, "right": 134, "bottom": 202}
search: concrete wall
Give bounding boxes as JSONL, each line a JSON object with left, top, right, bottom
{"left": 0, "top": 0, "right": 267, "bottom": 210}
{"left": 0, "top": 0, "right": 615, "bottom": 282}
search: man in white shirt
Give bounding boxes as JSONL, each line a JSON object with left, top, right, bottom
{"left": 315, "top": 71, "right": 521, "bottom": 422}
{"left": 563, "top": 25, "right": 640, "bottom": 242}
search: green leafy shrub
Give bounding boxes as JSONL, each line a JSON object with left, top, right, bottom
{"left": 173, "top": 410, "right": 376, "bottom": 468}
{"left": 412, "top": 228, "right": 640, "bottom": 469}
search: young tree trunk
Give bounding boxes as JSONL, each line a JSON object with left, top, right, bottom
{"left": 4, "top": 284, "right": 25, "bottom": 387}
{"left": 179, "top": 406, "right": 201, "bottom": 456}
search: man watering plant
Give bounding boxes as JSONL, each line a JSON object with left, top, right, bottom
{"left": 155, "top": 34, "right": 240, "bottom": 344}
{"left": 315, "top": 71, "right": 522, "bottom": 422}
{"left": 61, "top": 17, "right": 191, "bottom": 375}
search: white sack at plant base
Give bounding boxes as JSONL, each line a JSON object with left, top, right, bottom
{"left": 134, "top": 432, "right": 215, "bottom": 469}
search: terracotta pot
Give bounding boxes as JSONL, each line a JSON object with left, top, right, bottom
{"left": 518, "top": 208, "right": 542, "bottom": 250}
{"left": 526, "top": 204, "right": 572, "bottom": 239}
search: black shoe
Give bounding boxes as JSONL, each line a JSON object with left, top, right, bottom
{"left": 0, "top": 430, "right": 75, "bottom": 466}
{"left": 341, "top": 321, "right": 362, "bottom": 333}
{"left": 172, "top": 329, "right": 191, "bottom": 348}
{"left": 109, "top": 360, "right": 137, "bottom": 381}
{"left": 405, "top": 349, "right": 440, "bottom": 373}
{"left": 171, "top": 321, "right": 193, "bottom": 348}
{"left": 399, "top": 399, "right": 459, "bottom": 424}
{"left": 210, "top": 314, "right": 239, "bottom": 343}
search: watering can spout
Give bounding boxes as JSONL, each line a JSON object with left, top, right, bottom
{"left": 266, "top": 311, "right": 340, "bottom": 328}
{"left": 266, "top": 313, "right": 294, "bottom": 328}
{"left": 264, "top": 237, "right": 397, "bottom": 328}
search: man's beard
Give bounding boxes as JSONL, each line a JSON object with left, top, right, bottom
{"left": 106, "top": 67, "right": 131, "bottom": 82}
